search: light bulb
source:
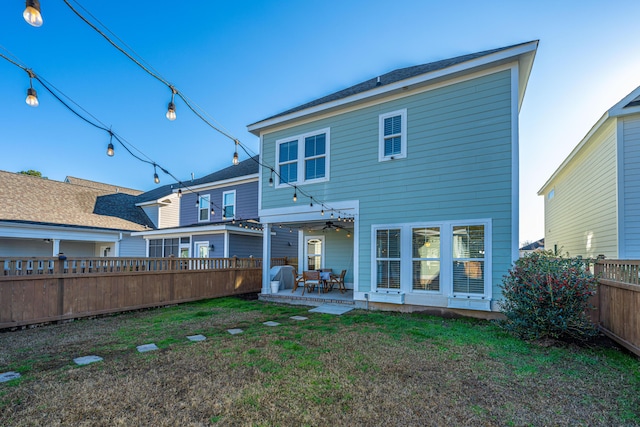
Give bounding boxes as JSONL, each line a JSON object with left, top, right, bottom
{"left": 232, "top": 151, "right": 239, "bottom": 165}
{"left": 23, "top": 0, "right": 43, "bottom": 27}
{"left": 154, "top": 173, "right": 160, "bottom": 184}
{"left": 177, "top": 189, "right": 182, "bottom": 198}
{"left": 166, "top": 102, "right": 176, "bottom": 121}
{"left": 268, "top": 176, "right": 273, "bottom": 187}
{"left": 25, "top": 87, "right": 38, "bottom": 107}
{"left": 293, "top": 191, "right": 297, "bottom": 202}
{"left": 107, "top": 142, "right": 114, "bottom": 157}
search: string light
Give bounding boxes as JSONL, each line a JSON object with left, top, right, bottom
{"left": 153, "top": 164, "right": 160, "bottom": 184}
{"left": 268, "top": 169, "right": 274, "bottom": 187}
{"left": 321, "top": 208, "right": 325, "bottom": 216}
{"left": 25, "top": 70, "right": 38, "bottom": 107}
{"left": 177, "top": 189, "right": 182, "bottom": 198}
{"left": 106, "top": 132, "right": 114, "bottom": 156}
{"left": 293, "top": 187, "right": 297, "bottom": 202}
{"left": 23, "top": 0, "right": 43, "bottom": 27}
{"left": 232, "top": 140, "right": 239, "bottom": 165}
{"left": 166, "top": 87, "right": 177, "bottom": 121}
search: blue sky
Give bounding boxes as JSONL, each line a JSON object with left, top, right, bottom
{"left": 1, "top": 0, "right": 639, "bottom": 245}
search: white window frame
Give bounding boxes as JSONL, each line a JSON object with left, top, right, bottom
{"left": 194, "top": 241, "right": 210, "bottom": 258}
{"left": 371, "top": 220, "right": 491, "bottom": 300}
{"left": 378, "top": 109, "right": 407, "bottom": 162}
{"left": 198, "top": 194, "right": 211, "bottom": 223}
{"left": 275, "top": 128, "right": 330, "bottom": 187}
{"left": 222, "top": 190, "right": 236, "bottom": 219}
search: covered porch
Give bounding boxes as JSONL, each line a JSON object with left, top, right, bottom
{"left": 259, "top": 200, "right": 359, "bottom": 306}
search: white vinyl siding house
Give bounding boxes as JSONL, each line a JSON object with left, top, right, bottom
{"left": 539, "top": 86, "right": 640, "bottom": 259}
{"left": 252, "top": 42, "right": 538, "bottom": 314}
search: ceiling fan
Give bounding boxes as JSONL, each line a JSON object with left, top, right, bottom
{"left": 322, "top": 221, "right": 344, "bottom": 231}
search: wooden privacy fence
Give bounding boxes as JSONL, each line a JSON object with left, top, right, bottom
{"left": 593, "top": 259, "right": 640, "bottom": 357}
{"left": 0, "top": 256, "right": 292, "bottom": 330}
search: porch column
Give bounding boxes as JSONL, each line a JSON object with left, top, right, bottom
{"left": 262, "top": 223, "right": 272, "bottom": 294}
{"left": 52, "top": 239, "right": 60, "bottom": 256}
{"left": 114, "top": 240, "right": 120, "bottom": 257}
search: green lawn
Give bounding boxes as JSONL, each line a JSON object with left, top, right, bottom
{"left": 1, "top": 297, "right": 638, "bottom": 426}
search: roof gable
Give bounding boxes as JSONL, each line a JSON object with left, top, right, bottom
{"left": 248, "top": 41, "right": 538, "bottom": 135}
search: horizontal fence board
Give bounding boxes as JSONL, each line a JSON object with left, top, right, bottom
{"left": 0, "top": 257, "right": 290, "bottom": 329}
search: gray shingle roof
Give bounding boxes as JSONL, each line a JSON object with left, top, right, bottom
{"left": 251, "top": 41, "right": 535, "bottom": 125}
{"left": 185, "top": 155, "right": 259, "bottom": 188}
{"left": 0, "top": 171, "right": 154, "bottom": 231}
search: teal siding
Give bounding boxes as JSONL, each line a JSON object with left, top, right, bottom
{"left": 262, "top": 70, "right": 513, "bottom": 296}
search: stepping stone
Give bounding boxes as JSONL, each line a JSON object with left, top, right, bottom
{"left": 227, "top": 328, "right": 243, "bottom": 335}
{"left": 263, "top": 321, "right": 280, "bottom": 327}
{"left": 309, "top": 304, "right": 354, "bottom": 315}
{"left": 137, "top": 343, "right": 159, "bottom": 353}
{"left": 187, "top": 334, "right": 206, "bottom": 342}
{"left": 0, "top": 372, "right": 21, "bottom": 383}
{"left": 73, "top": 355, "right": 103, "bottom": 366}
{"left": 290, "top": 316, "right": 308, "bottom": 321}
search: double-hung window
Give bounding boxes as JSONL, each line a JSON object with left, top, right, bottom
{"left": 379, "top": 109, "right": 407, "bottom": 161}
{"left": 452, "top": 225, "right": 485, "bottom": 295}
{"left": 278, "top": 140, "right": 298, "bottom": 184}
{"left": 375, "top": 229, "right": 401, "bottom": 289}
{"left": 276, "top": 128, "right": 330, "bottom": 186}
{"left": 222, "top": 190, "right": 235, "bottom": 219}
{"left": 412, "top": 227, "right": 440, "bottom": 291}
{"left": 198, "top": 195, "right": 210, "bottom": 222}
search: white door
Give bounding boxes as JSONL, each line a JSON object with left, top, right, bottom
{"left": 304, "top": 236, "right": 324, "bottom": 271}
{"left": 194, "top": 242, "right": 209, "bottom": 258}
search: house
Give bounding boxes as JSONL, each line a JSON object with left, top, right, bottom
{"left": 132, "top": 156, "right": 297, "bottom": 259}
{"left": 519, "top": 238, "right": 544, "bottom": 257}
{"left": 538, "top": 85, "right": 640, "bottom": 259}
{"left": 0, "top": 171, "right": 153, "bottom": 257}
{"left": 249, "top": 41, "right": 538, "bottom": 314}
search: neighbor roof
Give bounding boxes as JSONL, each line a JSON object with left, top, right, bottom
{"left": 0, "top": 171, "right": 154, "bottom": 231}
{"left": 248, "top": 41, "right": 538, "bottom": 133}
{"left": 64, "top": 176, "right": 142, "bottom": 196}
{"left": 187, "top": 155, "right": 259, "bottom": 187}
{"left": 625, "top": 94, "right": 640, "bottom": 108}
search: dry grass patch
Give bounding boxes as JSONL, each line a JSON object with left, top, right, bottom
{"left": 1, "top": 297, "right": 639, "bottom": 426}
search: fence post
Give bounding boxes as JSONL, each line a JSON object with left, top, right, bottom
{"left": 56, "top": 254, "right": 66, "bottom": 318}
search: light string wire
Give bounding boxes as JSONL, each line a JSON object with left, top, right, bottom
{"left": 62, "top": 0, "right": 355, "bottom": 222}
{"left": 0, "top": 51, "right": 243, "bottom": 220}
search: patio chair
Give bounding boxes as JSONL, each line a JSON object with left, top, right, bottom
{"left": 291, "top": 267, "right": 305, "bottom": 293}
{"left": 302, "top": 270, "right": 321, "bottom": 295}
{"left": 329, "top": 269, "right": 347, "bottom": 293}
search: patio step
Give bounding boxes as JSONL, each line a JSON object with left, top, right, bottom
{"left": 259, "top": 292, "right": 355, "bottom": 307}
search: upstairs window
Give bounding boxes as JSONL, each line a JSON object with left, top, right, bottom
{"left": 276, "top": 128, "right": 330, "bottom": 186}
{"left": 379, "top": 109, "right": 407, "bottom": 161}
{"left": 304, "top": 133, "right": 326, "bottom": 180}
{"left": 278, "top": 140, "right": 298, "bottom": 184}
{"left": 198, "top": 194, "right": 210, "bottom": 222}
{"left": 223, "top": 190, "right": 235, "bottom": 219}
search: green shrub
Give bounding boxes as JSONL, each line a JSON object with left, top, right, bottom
{"left": 499, "top": 252, "right": 598, "bottom": 342}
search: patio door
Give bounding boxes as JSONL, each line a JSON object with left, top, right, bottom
{"left": 304, "top": 236, "right": 324, "bottom": 271}
{"left": 194, "top": 242, "right": 209, "bottom": 258}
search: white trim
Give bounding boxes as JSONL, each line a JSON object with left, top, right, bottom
{"left": 275, "top": 127, "right": 330, "bottom": 187}
{"left": 0, "top": 221, "right": 131, "bottom": 242}
{"left": 132, "top": 224, "right": 261, "bottom": 237}
{"left": 222, "top": 189, "right": 236, "bottom": 219}
{"left": 248, "top": 41, "right": 537, "bottom": 135}
{"left": 172, "top": 175, "right": 258, "bottom": 194}
{"left": 198, "top": 194, "right": 211, "bottom": 223}
{"left": 378, "top": 108, "right": 407, "bottom": 162}
{"left": 510, "top": 66, "right": 520, "bottom": 262}
{"left": 617, "top": 118, "right": 625, "bottom": 258}
{"left": 223, "top": 231, "right": 230, "bottom": 258}
{"left": 259, "top": 199, "right": 359, "bottom": 224}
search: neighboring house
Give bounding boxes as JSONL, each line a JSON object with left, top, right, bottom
{"left": 249, "top": 41, "right": 538, "bottom": 313}
{"left": 519, "top": 238, "right": 544, "bottom": 257}
{"left": 132, "top": 156, "right": 297, "bottom": 259}
{"left": 539, "top": 86, "right": 640, "bottom": 259}
{"left": 0, "top": 171, "right": 153, "bottom": 257}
